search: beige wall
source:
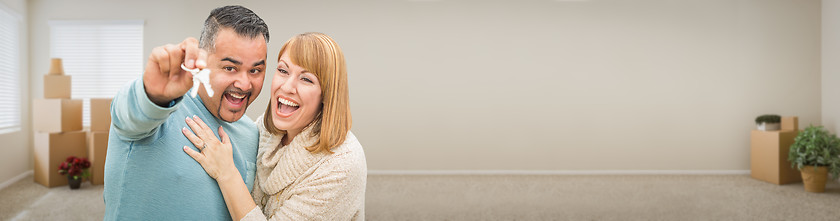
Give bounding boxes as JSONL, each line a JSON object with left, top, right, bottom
{"left": 822, "top": 0, "right": 840, "bottom": 181}
{"left": 0, "top": 0, "right": 29, "bottom": 185}
{"left": 824, "top": 0, "right": 840, "bottom": 133}
{"left": 19, "top": 0, "right": 821, "bottom": 174}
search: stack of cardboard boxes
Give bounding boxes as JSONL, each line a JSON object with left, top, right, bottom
{"left": 88, "top": 98, "right": 112, "bottom": 185}
{"left": 33, "top": 58, "right": 112, "bottom": 187}
{"left": 750, "top": 116, "right": 802, "bottom": 185}
{"left": 33, "top": 58, "right": 87, "bottom": 187}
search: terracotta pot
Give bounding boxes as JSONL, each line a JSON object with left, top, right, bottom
{"left": 800, "top": 166, "right": 828, "bottom": 193}
{"left": 67, "top": 175, "right": 81, "bottom": 189}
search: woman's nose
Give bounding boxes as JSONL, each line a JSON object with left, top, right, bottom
{"left": 279, "top": 77, "right": 296, "bottom": 94}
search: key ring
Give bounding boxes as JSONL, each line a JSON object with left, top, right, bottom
{"left": 181, "top": 64, "right": 214, "bottom": 98}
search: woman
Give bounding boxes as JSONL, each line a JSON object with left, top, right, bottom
{"left": 181, "top": 32, "right": 366, "bottom": 220}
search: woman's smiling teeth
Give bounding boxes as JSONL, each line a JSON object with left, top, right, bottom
{"left": 278, "top": 97, "right": 299, "bottom": 107}
{"left": 277, "top": 96, "right": 300, "bottom": 116}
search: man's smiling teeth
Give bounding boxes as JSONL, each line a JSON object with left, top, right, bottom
{"left": 278, "top": 97, "right": 299, "bottom": 107}
{"left": 229, "top": 93, "right": 246, "bottom": 99}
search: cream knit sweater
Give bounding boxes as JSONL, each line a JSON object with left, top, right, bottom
{"left": 242, "top": 115, "right": 367, "bottom": 221}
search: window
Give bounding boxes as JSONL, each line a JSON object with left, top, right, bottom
{"left": 50, "top": 20, "right": 144, "bottom": 127}
{"left": 0, "top": 4, "right": 21, "bottom": 134}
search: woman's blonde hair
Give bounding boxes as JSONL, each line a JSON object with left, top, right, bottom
{"left": 263, "top": 32, "right": 351, "bottom": 153}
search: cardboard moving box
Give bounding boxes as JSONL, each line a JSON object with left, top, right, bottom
{"left": 34, "top": 131, "right": 87, "bottom": 187}
{"left": 43, "top": 75, "right": 71, "bottom": 99}
{"left": 750, "top": 130, "right": 802, "bottom": 185}
{"left": 33, "top": 99, "right": 82, "bottom": 133}
{"left": 87, "top": 131, "right": 108, "bottom": 185}
{"left": 90, "top": 98, "right": 113, "bottom": 131}
{"left": 781, "top": 116, "right": 799, "bottom": 131}
{"left": 48, "top": 58, "right": 64, "bottom": 75}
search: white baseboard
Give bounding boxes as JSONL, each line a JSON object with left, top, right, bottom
{"left": 0, "top": 170, "right": 33, "bottom": 191}
{"left": 368, "top": 170, "right": 751, "bottom": 175}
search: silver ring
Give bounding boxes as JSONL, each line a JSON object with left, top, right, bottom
{"left": 201, "top": 144, "right": 207, "bottom": 151}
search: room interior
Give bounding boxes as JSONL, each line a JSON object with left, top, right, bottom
{"left": 1, "top": 0, "right": 839, "bottom": 220}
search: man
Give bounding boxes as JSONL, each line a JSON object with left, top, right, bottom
{"left": 104, "top": 5, "right": 268, "bottom": 220}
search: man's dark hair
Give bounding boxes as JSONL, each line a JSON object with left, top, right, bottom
{"left": 199, "top": 5, "right": 269, "bottom": 52}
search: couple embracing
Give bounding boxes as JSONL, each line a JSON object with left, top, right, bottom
{"left": 103, "top": 5, "right": 366, "bottom": 221}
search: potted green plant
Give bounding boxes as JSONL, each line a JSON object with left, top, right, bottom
{"left": 755, "top": 114, "right": 781, "bottom": 131}
{"left": 57, "top": 156, "right": 91, "bottom": 189}
{"left": 788, "top": 125, "right": 840, "bottom": 192}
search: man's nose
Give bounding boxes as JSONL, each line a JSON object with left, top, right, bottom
{"left": 232, "top": 71, "right": 252, "bottom": 91}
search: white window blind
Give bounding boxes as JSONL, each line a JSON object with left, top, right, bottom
{"left": 0, "top": 4, "right": 21, "bottom": 134}
{"left": 50, "top": 20, "right": 144, "bottom": 127}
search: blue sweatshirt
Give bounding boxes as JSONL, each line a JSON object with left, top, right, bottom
{"left": 104, "top": 78, "right": 258, "bottom": 220}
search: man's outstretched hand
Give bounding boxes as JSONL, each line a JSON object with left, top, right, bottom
{"left": 143, "top": 37, "right": 208, "bottom": 107}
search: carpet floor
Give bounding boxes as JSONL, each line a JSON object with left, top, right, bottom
{"left": 1, "top": 174, "right": 839, "bottom": 220}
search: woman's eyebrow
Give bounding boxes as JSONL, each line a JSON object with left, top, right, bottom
{"left": 277, "top": 60, "right": 307, "bottom": 73}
